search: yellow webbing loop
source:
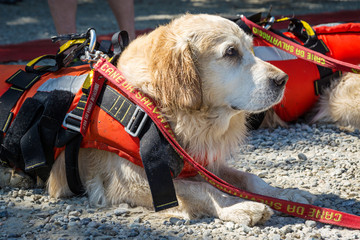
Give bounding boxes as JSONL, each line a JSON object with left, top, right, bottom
{"left": 58, "top": 39, "right": 87, "bottom": 54}
{"left": 82, "top": 70, "right": 94, "bottom": 90}
{"left": 274, "top": 17, "right": 316, "bottom": 37}
{"left": 26, "top": 55, "right": 49, "bottom": 67}
{"left": 300, "top": 20, "right": 316, "bottom": 37}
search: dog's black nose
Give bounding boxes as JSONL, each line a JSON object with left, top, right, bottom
{"left": 272, "top": 73, "right": 288, "bottom": 87}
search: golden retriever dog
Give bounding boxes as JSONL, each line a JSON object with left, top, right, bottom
{"left": 5, "top": 14, "right": 316, "bottom": 226}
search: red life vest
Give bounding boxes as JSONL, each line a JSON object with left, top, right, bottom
{"left": 253, "top": 22, "right": 360, "bottom": 122}
{"left": 0, "top": 64, "right": 197, "bottom": 178}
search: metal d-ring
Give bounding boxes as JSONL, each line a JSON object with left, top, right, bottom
{"left": 88, "top": 28, "right": 97, "bottom": 53}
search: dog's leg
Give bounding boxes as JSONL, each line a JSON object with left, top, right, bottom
{"left": 47, "top": 152, "right": 73, "bottom": 198}
{"left": 167, "top": 178, "right": 273, "bottom": 226}
{"left": 48, "top": 149, "right": 112, "bottom": 206}
{"left": 49, "top": 150, "right": 274, "bottom": 225}
{"left": 106, "top": 174, "right": 273, "bottom": 226}
{"left": 217, "top": 166, "right": 316, "bottom": 204}
{"left": 90, "top": 156, "right": 272, "bottom": 225}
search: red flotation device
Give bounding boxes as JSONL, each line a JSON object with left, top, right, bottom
{"left": 253, "top": 21, "right": 360, "bottom": 122}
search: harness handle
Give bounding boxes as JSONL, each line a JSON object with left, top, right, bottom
{"left": 110, "top": 30, "right": 130, "bottom": 64}
{"left": 25, "top": 55, "right": 59, "bottom": 73}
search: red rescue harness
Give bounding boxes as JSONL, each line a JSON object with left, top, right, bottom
{"left": 0, "top": 64, "right": 197, "bottom": 178}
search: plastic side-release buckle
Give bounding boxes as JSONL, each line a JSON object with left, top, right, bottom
{"left": 125, "top": 106, "right": 148, "bottom": 137}
{"left": 62, "top": 112, "right": 82, "bottom": 132}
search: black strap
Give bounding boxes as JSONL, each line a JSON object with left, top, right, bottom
{"left": 57, "top": 93, "right": 88, "bottom": 195}
{"left": 0, "top": 70, "right": 41, "bottom": 135}
{"left": 97, "top": 84, "right": 138, "bottom": 127}
{"left": 139, "top": 120, "right": 180, "bottom": 211}
{"left": 21, "top": 91, "right": 74, "bottom": 181}
{"left": 112, "top": 31, "right": 129, "bottom": 55}
{"left": 0, "top": 90, "right": 74, "bottom": 181}
{"left": 65, "top": 134, "right": 85, "bottom": 195}
{"left": 110, "top": 31, "right": 129, "bottom": 64}
{"left": 0, "top": 89, "right": 22, "bottom": 133}
{"left": 98, "top": 40, "right": 112, "bottom": 55}
{"left": 314, "top": 71, "right": 342, "bottom": 96}
{"left": 21, "top": 122, "right": 51, "bottom": 181}
{"left": 1, "top": 97, "right": 44, "bottom": 169}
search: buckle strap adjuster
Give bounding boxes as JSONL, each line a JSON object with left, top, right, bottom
{"left": 125, "top": 106, "right": 148, "bottom": 137}
{"left": 62, "top": 112, "right": 82, "bottom": 132}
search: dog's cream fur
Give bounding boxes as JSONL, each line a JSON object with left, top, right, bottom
{"left": 312, "top": 72, "right": 360, "bottom": 128}
{"left": 46, "top": 14, "right": 316, "bottom": 225}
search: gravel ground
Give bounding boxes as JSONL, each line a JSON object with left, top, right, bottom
{"left": 1, "top": 123, "right": 360, "bottom": 239}
{"left": 1, "top": 0, "right": 360, "bottom": 239}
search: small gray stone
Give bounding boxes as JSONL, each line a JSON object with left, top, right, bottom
{"left": 133, "top": 217, "right": 142, "bottom": 223}
{"left": 225, "top": 221, "right": 235, "bottom": 230}
{"left": 80, "top": 217, "right": 92, "bottom": 226}
{"left": 305, "top": 220, "right": 317, "bottom": 228}
{"left": 271, "top": 234, "right": 281, "bottom": 240}
{"left": 169, "top": 217, "right": 179, "bottom": 224}
{"left": 298, "top": 153, "right": 308, "bottom": 160}
{"left": 128, "top": 229, "right": 139, "bottom": 238}
{"left": 114, "top": 208, "right": 130, "bottom": 216}
{"left": 88, "top": 221, "right": 100, "bottom": 228}
{"left": 0, "top": 210, "right": 9, "bottom": 218}
{"left": 69, "top": 210, "right": 81, "bottom": 217}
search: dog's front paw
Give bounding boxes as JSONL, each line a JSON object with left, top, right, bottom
{"left": 277, "top": 188, "right": 316, "bottom": 204}
{"left": 218, "top": 201, "right": 273, "bottom": 226}
{"left": 0, "top": 166, "right": 34, "bottom": 189}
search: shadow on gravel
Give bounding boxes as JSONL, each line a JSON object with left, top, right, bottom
{"left": 0, "top": 192, "right": 179, "bottom": 239}
{"left": 247, "top": 125, "right": 360, "bottom": 152}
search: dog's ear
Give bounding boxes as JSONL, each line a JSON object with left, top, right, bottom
{"left": 151, "top": 28, "right": 202, "bottom": 110}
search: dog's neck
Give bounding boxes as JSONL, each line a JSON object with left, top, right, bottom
{"left": 166, "top": 108, "right": 248, "bottom": 166}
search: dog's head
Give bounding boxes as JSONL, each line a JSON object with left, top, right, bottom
{"left": 148, "top": 14, "right": 288, "bottom": 113}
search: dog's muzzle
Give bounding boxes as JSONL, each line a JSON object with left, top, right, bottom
{"left": 271, "top": 73, "right": 288, "bottom": 87}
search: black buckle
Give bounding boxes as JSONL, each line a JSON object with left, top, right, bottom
{"left": 125, "top": 106, "right": 148, "bottom": 137}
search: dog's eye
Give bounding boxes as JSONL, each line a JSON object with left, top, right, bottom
{"left": 224, "top": 47, "right": 238, "bottom": 57}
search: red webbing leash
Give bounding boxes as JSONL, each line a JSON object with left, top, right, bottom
{"left": 82, "top": 58, "right": 360, "bottom": 229}
{"left": 241, "top": 16, "right": 360, "bottom": 74}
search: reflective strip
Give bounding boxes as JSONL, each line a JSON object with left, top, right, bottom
{"left": 254, "top": 46, "right": 297, "bottom": 61}
{"left": 37, "top": 74, "right": 88, "bottom": 94}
